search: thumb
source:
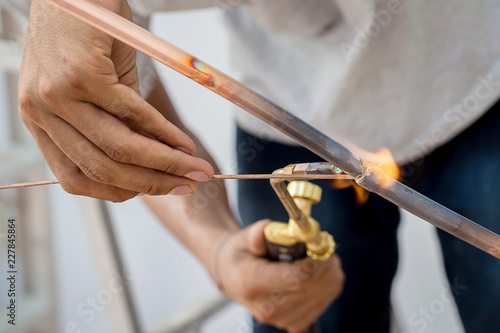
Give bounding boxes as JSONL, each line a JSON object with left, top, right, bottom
{"left": 245, "top": 219, "right": 271, "bottom": 257}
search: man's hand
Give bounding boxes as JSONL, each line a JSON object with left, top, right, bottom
{"left": 18, "top": 0, "right": 213, "bottom": 202}
{"left": 217, "top": 221, "right": 345, "bottom": 332}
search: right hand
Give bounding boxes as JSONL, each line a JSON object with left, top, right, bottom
{"left": 216, "top": 221, "right": 345, "bottom": 331}
{"left": 18, "top": 0, "right": 213, "bottom": 202}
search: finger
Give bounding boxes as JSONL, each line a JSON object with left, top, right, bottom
{"left": 272, "top": 257, "right": 344, "bottom": 330}
{"left": 245, "top": 219, "right": 271, "bottom": 257}
{"left": 21, "top": 117, "right": 138, "bottom": 202}
{"left": 281, "top": 294, "right": 331, "bottom": 331}
{"left": 250, "top": 260, "right": 332, "bottom": 330}
{"left": 330, "top": 254, "right": 343, "bottom": 274}
{"left": 91, "top": 83, "right": 198, "bottom": 155}
{"left": 43, "top": 114, "right": 199, "bottom": 196}
{"left": 284, "top": 277, "right": 342, "bottom": 331}
{"left": 293, "top": 255, "right": 344, "bottom": 293}
{"left": 239, "top": 255, "right": 330, "bottom": 299}
{"left": 51, "top": 101, "right": 213, "bottom": 180}
{"left": 243, "top": 222, "right": 335, "bottom": 289}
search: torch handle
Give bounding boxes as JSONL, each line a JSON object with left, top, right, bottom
{"left": 265, "top": 239, "right": 321, "bottom": 333}
{"left": 265, "top": 239, "right": 307, "bottom": 262}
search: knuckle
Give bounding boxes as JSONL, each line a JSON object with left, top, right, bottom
{"left": 257, "top": 314, "right": 272, "bottom": 324}
{"left": 239, "top": 282, "right": 259, "bottom": 300}
{"left": 65, "top": 67, "right": 88, "bottom": 92}
{"left": 140, "top": 182, "right": 162, "bottom": 196}
{"left": 333, "top": 273, "right": 346, "bottom": 296}
{"left": 297, "top": 273, "right": 314, "bottom": 289}
{"left": 324, "top": 270, "right": 344, "bottom": 298}
{"left": 61, "top": 176, "right": 136, "bottom": 203}
{"left": 103, "top": 141, "right": 131, "bottom": 163}
{"left": 18, "top": 91, "right": 33, "bottom": 112}
{"left": 161, "top": 160, "right": 179, "bottom": 175}
{"left": 59, "top": 180, "right": 81, "bottom": 196}
{"left": 252, "top": 310, "right": 266, "bottom": 323}
{"left": 337, "top": 268, "right": 346, "bottom": 283}
{"left": 150, "top": 121, "right": 169, "bottom": 140}
{"left": 38, "top": 65, "right": 88, "bottom": 107}
{"left": 80, "top": 159, "right": 111, "bottom": 184}
{"left": 56, "top": 164, "right": 87, "bottom": 196}
{"left": 328, "top": 259, "right": 345, "bottom": 283}
{"left": 252, "top": 306, "right": 277, "bottom": 324}
{"left": 299, "top": 279, "right": 312, "bottom": 290}
{"left": 265, "top": 309, "right": 278, "bottom": 322}
{"left": 291, "top": 321, "right": 314, "bottom": 332}
{"left": 119, "top": 109, "right": 140, "bottom": 125}
{"left": 318, "top": 297, "right": 333, "bottom": 310}
{"left": 38, "top": 81, "right": 62, "bottom": 107}
{"left": 18, "top": 93, "right": 40, "bottom": 123}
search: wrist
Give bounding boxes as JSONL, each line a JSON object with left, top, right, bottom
{"left": 211, "top": 229, "right": 240, "bottom": 292}
{"left": 141, "top": 190, "right": 240, "bottom": 282}
{"left": 191, "top": 221, "right": 240, "bottom": 279}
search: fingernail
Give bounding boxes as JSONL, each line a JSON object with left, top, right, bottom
{"left": 173, "top": 146, "right": 195, "bottom": 156}
{"left": 168, "top": 185, "right": 193, "bottom": 196}
{"left": 184, "top": 171, "right": 209, "bottom": 181}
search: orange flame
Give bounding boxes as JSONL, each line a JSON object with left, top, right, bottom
{"left": 331, "top": 179, "right": 369, "bottom": 205}
{"left": 370, "top": 147, "right": 400, "bottom": 182}
{"left": 330, "top": 148, "right": 400, "bottom": 205}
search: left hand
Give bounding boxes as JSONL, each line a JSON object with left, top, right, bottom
{"left": 214, "top": 220, "right": 344, "bottom": 331}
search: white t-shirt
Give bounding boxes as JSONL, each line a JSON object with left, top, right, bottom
{"left": 221, "top": 0, "right": 500, "bottom": 164}
{"left": 6, "top": 0, "right": 500, "bottom": 164}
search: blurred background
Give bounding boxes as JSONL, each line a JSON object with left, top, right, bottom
{"left": 0, "top": 5, "right": 464, "bottom": 333}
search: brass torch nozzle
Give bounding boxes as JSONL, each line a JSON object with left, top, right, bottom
{"left": 265, "top": 163, "right": 336, "bottom": 261}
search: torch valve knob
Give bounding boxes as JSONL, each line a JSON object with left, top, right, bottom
{"left": 287, "top": 181, "right": 322, "bottom": 204}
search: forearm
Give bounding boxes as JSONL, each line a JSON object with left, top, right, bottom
{"left": 141, "top": 81, "right": 239, "bottom": 276}
{"left": 140, "top": 83, "right": 344, "bottom": 331}
{"left": 143, "top": 185, "right": 238, "bottom": 275}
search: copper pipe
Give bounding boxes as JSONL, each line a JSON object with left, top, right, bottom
{"left": 0, "top": 180, "right": 60, "bottom": 190}
{"left": 213, "top": 174, "right": 352, "bottom": 180}
{"left": 0, "top": 174, "right": 351, "bottom": 190}
{"left": 37, "top": 0, "right": 500, "bottom": 259}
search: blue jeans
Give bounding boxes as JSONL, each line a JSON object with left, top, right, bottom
{"left": 235, "top": 103, "right": 500, "bottom": 333}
